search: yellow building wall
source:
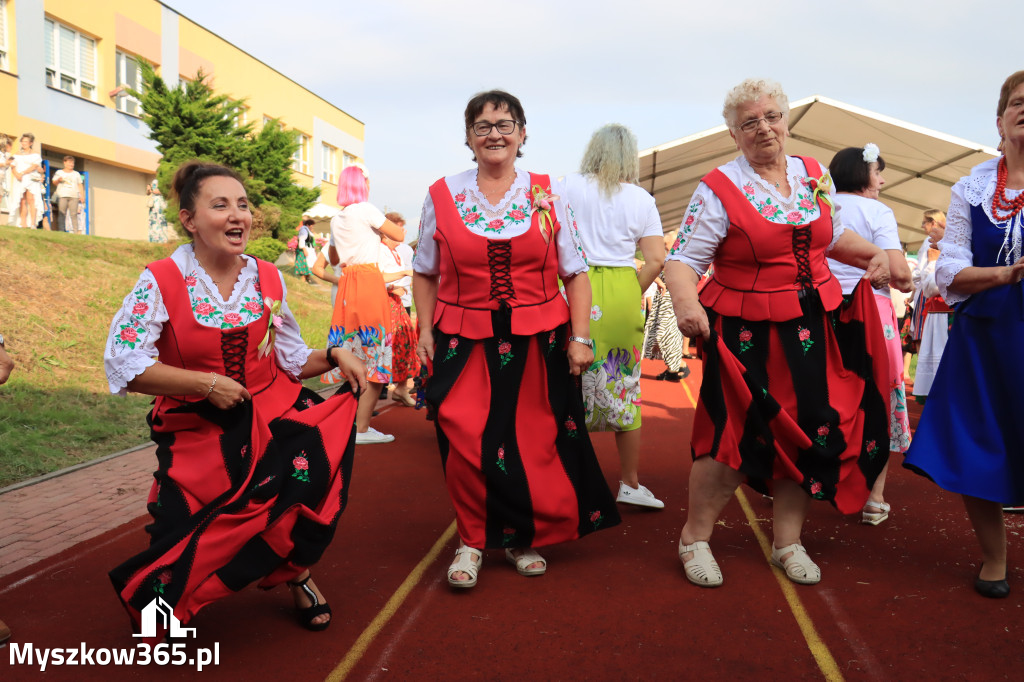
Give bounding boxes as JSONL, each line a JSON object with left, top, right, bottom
{"left": 44, "top": 0, "right": 164, "bottom": 105}
{"left": 1, "top": 1, "right": 364, "bottom": 239}
{"left": 85, "top": 160, "right": 150, "bottom": 240}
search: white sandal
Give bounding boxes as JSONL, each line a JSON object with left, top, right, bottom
{"left": 861, "top": 501, "right": 891, "bottom": 526}
{"left": 447, "top": 546, "right": 482, "bottom": 588}
{"left": 678, "top": 540, "right": 723, "bottom": 587}
{"left": 505, "top": 548, "right": 547, "bottom": 576}
{"left": 770, "top": 543, "right": 821, "bottom": 585}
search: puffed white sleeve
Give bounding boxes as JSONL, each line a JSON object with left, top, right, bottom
{"left": 104, "top": 269, "right": 167, "bottom": 396}
{"left": 272, "top": 272, "right": 315, "bottom": 377}
{"left": 664, "top": 182, "right": 724, "bottom": 276}
{"left": 824, "top": 172, "right": 847, "bottom": 253}
{"left": 554, "top": 196, "right": 589, "bottom": 277}
{"left": 935, "top": 181, "right": 974, "bottom": 304}
{"left": 412, "top": 192, "right": 440, "bottom": 275}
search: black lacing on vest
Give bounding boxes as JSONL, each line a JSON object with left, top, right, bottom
{"left": 792, "top": 226, "right": 813, "bottom": 289}
{"left": 221, "top": 328, "right": 248, "bottom": 386}
{"left": 487, "top": 241, "right": 515, "bottom": 303}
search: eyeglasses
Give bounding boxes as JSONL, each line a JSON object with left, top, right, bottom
{"left": 470, "top": 119, "right": 520, "bottom": 136}
{"left": 737, "top": 111, "right": 785, "bottom": 133}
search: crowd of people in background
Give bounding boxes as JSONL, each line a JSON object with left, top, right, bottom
{"left": 3, "top": 69, "right": 1013, "bottom": 643}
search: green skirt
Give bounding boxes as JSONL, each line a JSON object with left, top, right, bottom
{"left": 582, "top": 265, "right": 645, "bottom": 432}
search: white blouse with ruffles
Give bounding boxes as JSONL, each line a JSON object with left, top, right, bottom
{"left": 412, "top": 168, "right": 588, "bottom": 278}
{"left": 666, "top": 155, "right": 846, "bottom": 275}
{"left": 104, "top": 244, "right": 312, "bottom": 396}
{"left": 937, "top": 157, "right": 1024, "bottom": 305}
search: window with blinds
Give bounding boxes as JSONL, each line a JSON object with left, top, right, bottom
{"left": 322, "top": 144, "right": 337, "bottom": 183}
{"left": 44, "top": 18, "right": 97, "bottom": 100}
{"left": 292, "top": 133, "right": 310, "bottom": 175}
{"left": 0, "top": 1, "right": 8, "bottom": 70}
{"left": 115, "top": 51, "right": 142, "bottom": 115}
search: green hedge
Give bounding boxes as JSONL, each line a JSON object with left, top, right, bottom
{"left": 245, "top": 236, "right": 289, "bottom": 263}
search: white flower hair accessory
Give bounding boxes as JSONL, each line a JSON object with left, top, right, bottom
{"left": 862, "top": 143, "right": 880, "bottom": 163}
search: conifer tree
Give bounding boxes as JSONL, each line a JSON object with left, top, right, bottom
{"left": 132, "top": 61, "right": 319, "bottom": 239}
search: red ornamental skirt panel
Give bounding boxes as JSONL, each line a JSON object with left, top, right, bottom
{"left": 109, "top": 382, "right": 357, "bottom": 639}
{"left": 425, "top": 323, "right": 620, "bottom": 549}
{"left": 388, "top": 292, "right": 420, "bottom": 383}
{"left": 691, "top": 282, "right": 890, "bottom": 514}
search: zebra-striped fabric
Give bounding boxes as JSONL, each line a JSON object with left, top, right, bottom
{"left": 642, "top": 289, "right": 683, "bottom": 371}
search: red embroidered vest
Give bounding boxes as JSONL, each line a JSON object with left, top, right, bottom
{"left": 148, "top": 257, "right": 292, "bottom": 403}
{"left": 697, "top": 156, "right": 843, "bottom": 321}
{"left": 428, "top": 172, "right": 570, "bottom": 338}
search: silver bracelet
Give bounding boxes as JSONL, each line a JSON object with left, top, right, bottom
{"left": 568, "top": 336, "right": 594, "bottom": 349}
{"left": 206, "top": 373, "right": 218, "bottom": 396}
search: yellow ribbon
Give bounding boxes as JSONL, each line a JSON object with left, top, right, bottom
{"left": 531, "top": 184, "right": 559, "bottom": 244}
{"left": 257, "top": 297, "right": 283, "bottom": 357}
{"left": 811, "top": 173, "right": 834, "bottom": 211}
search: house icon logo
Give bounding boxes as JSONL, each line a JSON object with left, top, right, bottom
{"left": 133, "top": 596, "right": 197, "bottom": 639}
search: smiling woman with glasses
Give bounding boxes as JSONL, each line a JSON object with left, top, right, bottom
{"left": 664, "top": 77, "right": 894, "bottom": 590}
{"left": 412, "top": 89, "right": 620, "bottom": 589}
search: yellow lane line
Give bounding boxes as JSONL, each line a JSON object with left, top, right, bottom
{"left": 681, "top": 371, "right": 843, "bottom": 682}
{"left": 325, "top": 520, "right": 458, "bottom": 682}
{"left": 734, "top": 490, "right": 843, "bottom": 681}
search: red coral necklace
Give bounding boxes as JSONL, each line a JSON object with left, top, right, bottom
{"left": 991, "top": 157, "right": 1024, "bottom": 222}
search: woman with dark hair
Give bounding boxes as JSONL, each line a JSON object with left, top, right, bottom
{"left": 104, "top": 161, "right": 367, "bottom": 635}
{"left": 327, "top": 165, "right": 406, "bottom": 443}
{"left": 826, "top": 144, "right": 913, "bottom": 526}
{"left": 666, "top": 78, "right": 892, "bottom": 588}
{"left": 295, "top": 217, "right": 317, "bottom": 284}
{"left": 563, "top": 123, "right": 667, "bottom": 508}
{"left": 904, "top": 70, "right": 1024, "bottom": 598}
{"left": 413, "top": 90, "right": 620, "bottom": 588}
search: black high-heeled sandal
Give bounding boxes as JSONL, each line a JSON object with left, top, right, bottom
{"left": 288, "top": 574, "right": 332, "bottom": 631}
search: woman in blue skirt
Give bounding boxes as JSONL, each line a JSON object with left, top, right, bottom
{"left": 904, "top": 70, "right": 1024, "bottom": 599}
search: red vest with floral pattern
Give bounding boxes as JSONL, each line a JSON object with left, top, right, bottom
{"left": 428, "top": 173, "right": 571, "bottom": 339}
{"left": 698, "top": 156, "right": 843, "bottom": 321}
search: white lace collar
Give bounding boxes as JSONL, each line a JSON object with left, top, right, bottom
{"left": 961, "top": 157, "right": 1023, "bottom": 264}
{"left": 178, "top": 243, "right": 257, "bottom": 307}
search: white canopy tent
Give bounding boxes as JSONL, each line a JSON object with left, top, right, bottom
{"left": 639, "top": 96, "right": 998, "bottom": 251}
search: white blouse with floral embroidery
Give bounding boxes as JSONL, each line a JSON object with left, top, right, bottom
{"left": 412, "top": 168, "right": 588, "bottom": 278}
{"left": 666, "top": 156, "right": 847, "bottom": 275}
{"left": 104, "top": 244, "right": 312, "bottom": 396}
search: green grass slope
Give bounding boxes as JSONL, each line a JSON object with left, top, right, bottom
{"left": 0, "top": 226, "right": 334, "bottom": 487}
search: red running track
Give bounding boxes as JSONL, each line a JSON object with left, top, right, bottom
{"left": 1, "top": 360, "right": 1022, "bottom": 680}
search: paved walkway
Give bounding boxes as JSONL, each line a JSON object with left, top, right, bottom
{"left": 0, "top": 389, "right": 394, "bottom": 580}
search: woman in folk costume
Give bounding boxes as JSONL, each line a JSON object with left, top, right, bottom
{"left": 665, "top": 78, "right": 892, "bottom": 588}
{"left": 825, "top": 145, "right": 914, "bottom": 526}
{"left": 563, "top": 124, "right": 667, "bottom": 509}
{"left": 413, "top": 90, "right": 621, "bottom": 588}
{"left": 910, "top": 211, "right": 952, "bottom": 400}
{"left": 104, "top": 161, "right": 366, "bottom": 636}
{"left": 904, "top": 71, "right": 1024, "bottom": 599}
{"left": 326, "top": 165, "right": 406, "bottom": 444}
{"left": 377, "top": 213, "right": 419, "bottom": 406}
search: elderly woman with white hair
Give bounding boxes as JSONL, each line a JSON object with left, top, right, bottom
{"left": 665, "top": 78, "right": 893, "bottom": 588}
{"left": 563, "top": 124, "right": 667, "bottom": 508}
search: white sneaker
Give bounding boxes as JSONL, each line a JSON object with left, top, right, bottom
{"left": 355, "top": 427, "right": 394, "bottom": 444}
{"left": 616, "top": 481, "right": 664, "bottom": 509}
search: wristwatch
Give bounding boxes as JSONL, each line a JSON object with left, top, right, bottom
{"left": 568, "top": 336, "right": 594, "bottom": 349}
{"left": 0, "top": 333, "right": 5, "bottom": 348}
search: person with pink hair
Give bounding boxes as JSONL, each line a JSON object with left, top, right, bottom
{"left": 327, "top": 165, "right": 406, "bottom": 444}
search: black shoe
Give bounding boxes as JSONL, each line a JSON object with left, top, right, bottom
{"left": 975, "top": 575, "right": 1010, "bottom": 598}
{"left": 654, "top": 370, "right": 668, "bottom": 381}
{"left": 682, "top": 353, "right": 697, "bottom": 359}
{"left": 662, "top": 366, "right": 691, "bottom": 382}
